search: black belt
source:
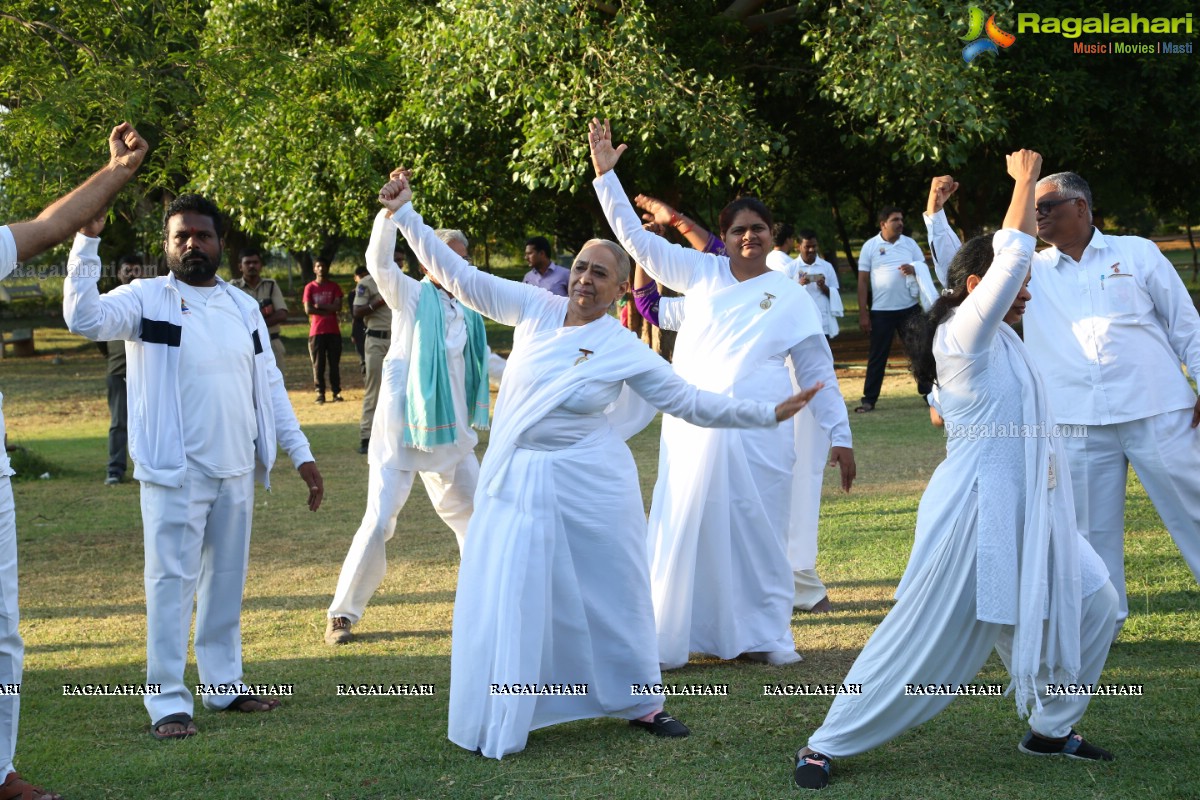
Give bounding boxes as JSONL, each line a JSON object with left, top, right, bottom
{"left": 366, "top": 330, "right": 391, "bottom": 339}
{"left": 269, "top": 332, "right": 281, "bottom": 340}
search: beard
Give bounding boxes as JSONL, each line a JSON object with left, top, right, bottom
{"left": 167, "top": 249, "right": 219, "bottom": 284}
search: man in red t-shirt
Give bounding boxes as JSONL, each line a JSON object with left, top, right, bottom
{"left": 302, "top": 257, "right": 344, "bottom": 403}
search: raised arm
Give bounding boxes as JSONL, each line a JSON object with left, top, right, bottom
{"left": 635, "top": 194, "right": 714, "bottom": 254}
{"left": 588, "top": 118, "right": 716, "bottom": 293}
{"left": 8, "top": 123, "right": 147, "bottom": 263}
{"left": 923, "top": 176, "right": 962, "bottom": 286}
{"left": 363, "top": 208, "right": 416, "bottom": 311}
{"left": 63, "top": 222, "right": 143, "bottom": 342}
{"left": 945, "top": 151, "right": 1041, "bottom": 355}
{"left": 380, "top": 171, "right": 535, "bottom": 326}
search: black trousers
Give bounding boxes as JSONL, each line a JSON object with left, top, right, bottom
{"left": 106, "top": 373, "right": 128, "bottom": 477}
{"left": 861, "top": 304, "right": 931, "bottom": 406}
{"left": 308, "top": 333, "right": 343, "bottom": 395}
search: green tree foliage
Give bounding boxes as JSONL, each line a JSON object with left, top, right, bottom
{"left": 0, "top": 0, "right": 1196, "bottom": 272}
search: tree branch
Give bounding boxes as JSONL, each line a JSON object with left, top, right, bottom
{"left": 744, "top": 5, "right": 801, "bottom": 32}
{"left": 0, "top": 12, "right": 100, "bottom": 64}
{"left": 721, "top": 0, "right": 771, "bottom": 20}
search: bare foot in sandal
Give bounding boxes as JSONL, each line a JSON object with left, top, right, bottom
{"left": 151, "top": 712, "right": 197, "bottom": 740}
{"left": 224, "top": 694, "right": 281, "bottom": 712}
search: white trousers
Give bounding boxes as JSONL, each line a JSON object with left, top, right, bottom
{"left": 0, "top": 478, "right": 21, "bottom": 777}
{"left": 141, "top": 469, "right": 254, "bottom": 722}
{"left": 807, "top": 514, "right": 1117, "bottom": 758}
{"left": 1062, "top": 409, "right": 1200, "bottom": 637}
{"left": 328, "top": 456, "right": 478, "bottom": 624}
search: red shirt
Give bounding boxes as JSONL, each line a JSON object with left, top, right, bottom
{"left": 303, "top": 280, "right": 344, "bottom": 336}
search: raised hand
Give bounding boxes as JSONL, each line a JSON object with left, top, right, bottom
{"left": 635, "top": 194, "right": 677, "bottom": 227}
{"left": 1005, "top": 149, "right": 1042, "bottom": 182}
{"left": 926, "top": 175, "right": 959, "bottom": 215}
{"left": 108, "top": 122, "right": 148, "bottom": 171}
{"left": 588, "top": 117, "right": 627, "bottom": 176}
{"left": 378, "top": 168, "right": 413, "bottom": 212}
{"left": 774, "top": 382, "right": 824, "bottom": 422}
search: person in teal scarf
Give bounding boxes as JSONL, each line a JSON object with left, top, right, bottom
{"left": 324, "top": 219, "right": 495, "bottom": 646}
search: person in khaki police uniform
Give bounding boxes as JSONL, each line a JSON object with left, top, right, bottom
{"left": 353, "top": 261, "right": 393, "bottom": 454}
{"left": 230, "top": 248, "right": 288, "bottom": 365}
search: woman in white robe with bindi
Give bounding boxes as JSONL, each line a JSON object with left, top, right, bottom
{"left": 377, "top": 169, "right": 822, "bottom": 760}
{"left": 589, "top": 119, "right": 856, "bottom": 669}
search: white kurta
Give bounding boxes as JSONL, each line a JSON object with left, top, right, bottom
{"left": 391, "top": 203, "right": 780, "bottom": 760}
{"left": 808, "top": 229, "right": 1112, "bottom": 758}
{"left": 594, "top": 171, "right": 851, "bottom": 668}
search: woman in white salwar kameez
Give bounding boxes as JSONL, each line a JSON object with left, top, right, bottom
{"left": 792, "top": 151, "right": 1118, "bottom": 790}
{"left": 588, "top": 120, "right": 856, "bottom": 669}
{"left": 375, "top": 170, "right": 821, "bottom": 761}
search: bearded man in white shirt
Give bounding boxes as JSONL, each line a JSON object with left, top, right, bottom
{"left": 64, "top": 193, "right": 324, "bottom": 741}
{"left": 1025, "top": 172, "right": 1200, "bottom": 639}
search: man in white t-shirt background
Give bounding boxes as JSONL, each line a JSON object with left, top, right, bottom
{"left": 856, "top": 207, "right": 931, "bottom": 413}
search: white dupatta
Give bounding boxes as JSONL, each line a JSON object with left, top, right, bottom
{"left": 986, "top": 325, "right": 1084, "bottom": 715}
{"left": 479, "top": 316, "right": 660, "bottom": 498}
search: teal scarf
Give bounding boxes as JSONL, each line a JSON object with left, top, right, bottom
{"left": 403, "top": 280, "right": 490, "bottom": 450}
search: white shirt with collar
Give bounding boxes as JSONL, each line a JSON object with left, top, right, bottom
{"left": 777, "top": 256, "right": 843, "bottom": 338}
{"left": 1025, "top": 228, "right": 1200, "bottom": 426}
{"left": 858, "top": 233, "right": 927, "bottom": 311}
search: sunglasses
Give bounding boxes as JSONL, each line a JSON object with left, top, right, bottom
{"left": 1034, "top": 197, "right": 1079, "bottom": 215}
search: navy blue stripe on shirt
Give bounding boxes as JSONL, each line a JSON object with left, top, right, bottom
{"left": 140, "top": 318, "right": 182, "bottom": 346}
{"left": 252, "top": 329, "right": 263, "bottom": 355}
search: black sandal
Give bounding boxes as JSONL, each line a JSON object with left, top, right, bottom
{"left": 151, "top": 712, "right": 197, "bottom": 740}
{"left": 223, "top": 694, "right": 281, "bottom": 712}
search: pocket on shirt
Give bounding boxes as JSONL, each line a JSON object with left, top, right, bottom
{"left": 1102, "top": 274, "right": 1147, "bottom": 319}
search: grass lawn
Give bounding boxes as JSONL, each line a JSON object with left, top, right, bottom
{"left": 1, "top": 322, "right": 1197, "bottom": 800}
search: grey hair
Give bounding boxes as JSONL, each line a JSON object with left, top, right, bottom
{"left": 1037, "top": 172, "right": 1093, "bottom": 222}
{"left": 435, "top": 228, "right": 469, "bottom": 249}
{"left": 576, "top": 238, "right": 631, "bottom": 283}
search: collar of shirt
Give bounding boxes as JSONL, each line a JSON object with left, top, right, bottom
{"left": 1045, "top": 227, "right": 1105, "bottom": 267}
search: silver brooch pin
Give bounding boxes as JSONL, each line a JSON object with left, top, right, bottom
{"left": 573, "top": 348, "right": 593, "bottom": 366}
{"left": 760, "top": 292, "right": 775, "bottom": 310}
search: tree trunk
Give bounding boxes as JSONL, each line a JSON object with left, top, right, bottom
{"left": 827, "top": 188, "right": 856, "bottom": 277}
{"left": 1187, "top": 214, "right": 1198, "bottom": 283}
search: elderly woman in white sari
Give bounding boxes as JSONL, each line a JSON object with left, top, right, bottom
{"left": 588, "top": 120, "right": 856, "bottom": 669}
{"left": 376, "top": 170, "right": 821, "bottom": 760}
{"left": 791, "top": 151, "right": 1118, "bottom": 790}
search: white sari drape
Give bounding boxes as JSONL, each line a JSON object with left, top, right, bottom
{"left": 450, "top": 321, "right": 666, "bottom": 758}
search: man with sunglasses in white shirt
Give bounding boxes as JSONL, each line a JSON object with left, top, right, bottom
{"left": 925, "top": 171, "right": 1200, "bottom": 641}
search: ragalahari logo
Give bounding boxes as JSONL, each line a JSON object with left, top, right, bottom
{"left": 961, "top": 7, "right": 1016, "bottom": 64}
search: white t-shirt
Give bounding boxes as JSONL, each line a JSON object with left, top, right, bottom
{"left": 858, "top": 233, "right": 927, "bottom": 311}
{"left": 765, "top": 250, "right": 792, "bottom": 271}
{"left": 176, "top": 282, "right": 256, "bottom": 477}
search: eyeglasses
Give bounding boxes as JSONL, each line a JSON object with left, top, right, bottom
{"left": 1034, "top": 197, "right": 1079, "bottom": 215}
